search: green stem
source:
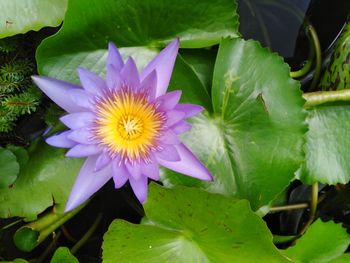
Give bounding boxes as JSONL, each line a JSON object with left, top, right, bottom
{"left": 269, "top": 203, "right": 309, "bottom": 213}
{"left": 299, "top": 183, "right": 318, "bottom": 235}
{"left": 35, "top": 205, "right": 85, "bottom": 245}
{"left": 308, "top": 25, "right": 322, "bottom": 90}
{"left": 303, "top": 89, "right": 350, "bottom": 108}
{"left": 14, "top": 202, "right": 87, "bottom": 252}
{"left": 71, "top": 213, "right": 103, "bottom": 254}
{"left": 273, "top": 234, "right": 297, "bottom": 244}
{"left": 290, "top": 30, "right": 315, "bottom": 78}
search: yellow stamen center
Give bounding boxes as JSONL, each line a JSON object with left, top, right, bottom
{"left": 95, "top": 89, "right": 164, "bottom": 162}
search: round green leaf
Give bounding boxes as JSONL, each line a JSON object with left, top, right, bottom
{"left": 36, "top": 0, "right": 239, "bottom": 79}
{"left": 282, "top": 219, "right": 350, "bottom": 263}
{"left": 300, "top": 105, "right": 350, "bottom": 184}
{"left": 50, "top": 247, "right": 78, "bottom": 263}
{"left": 0, "top": 147, "right": 19, "bottom": 188}
{"left": 0, "top": 0, "right": 67, "bottom": 38}
{"left": 102, "top": 183, "right": 289, "bottom": 263}
{"left": 162, "top": 38, "right": 307, "bottom": 210}
{"left": 0, "top": 140, "right": 83, "bottom": 220}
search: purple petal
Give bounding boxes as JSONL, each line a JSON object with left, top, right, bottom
{"left": 141, "top": 157, "right": 159, "bottom": 180}
{"left": 140, "top": 70, "right": 157, "bottom": 100}
{"left": 129, "top": 175, "right": 148, "bottom": 203}
{"left": 68, "top": 89, "right": 94, "bottom": 110}
{"left": 125, "top": 162, "right": 141, "bottom": 180}
{"left": 175, "top": 104, "right": 204, "bottom": 118}
{"left": 171, "top": 120, "right": 192, "bottom": 134}
{"left": 65, "top": 155, "right": 113, "bottom": 212}
{"left": 106, "top": 64, "right": 122, "bottom": 90}
{"left": 77, "top": 68, "right": 106, "bottom": 96}
{"left": 67, "top": 128, "right": 95, "bottom": 144}
{"left": 156, "top": 90, "right": 182, "bottom": 111}
{"left": 159, "top": 129, "right": 180, "bottom": 145}
{"left": 154, "top": 145, "right": 180, "bottom": 162}
{"left": 32, "top": 76, "right": 86, "bottom": 113}
{"left": 106, "top": 43, "right": 124, "bottom": 90}
{"left": 95, "top": 151, "right": 112, "bottom": 172}
{"left": 112, "top": 161, "right": 129, "bottom": 188}
{"left": 66, "top": 144, "right": 101, "bottom": 157}
{"left": 120, "top": 57, "right": 140, "bottom": 91}
{"left": 157, "top": 143, "right": 212, "bottom": 181}
{"left": 107, "top": 42, "right": 124, "bottom": 72}
{"left": 165, "top": 110, "right": 185, "bottom": 126}
{"left": 60, "top": 112, "right": 95, "bottom": 129}
{"left": 141, "top": 38, "right": 179, "bottom": 97}
{"left": 46, "top": 131, "right": 76, "bottom": 148}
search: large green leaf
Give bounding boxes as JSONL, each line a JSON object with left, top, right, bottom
{"left": 102, "top": 183, "right": 288, "bottom": 263}
{"left": 282, "top": 219, "right": 350, "bottom": 263}
{"left": 36, "top": 0, "right": 239, "bottom": 78}
{"left": 0, "top": 0, "right": 67, "bottom": 38}
{"left": 300, "top": 105, "right": 350, "bottom": 184}
{"left": 162, "top": 38, "right": 306, "bottom": 210}
{"left": 0, "top": 140, "right": 83, "bottom": 220}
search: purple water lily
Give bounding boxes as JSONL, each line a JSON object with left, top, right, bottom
{"left": 32, "top": 39, "right": 212, "bottom": 212}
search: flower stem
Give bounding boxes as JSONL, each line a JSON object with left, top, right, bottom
{"left": 303, "top": 89, "right": 350, "bottom": 109}
{"left": 299, "top": 183, "right": 318, "bottom": 235}
{"left": 71, "top": 213, "right": 103, "bottom": 254}
{"left": 14, "top": 202, "right": 87, "bottom": 252}
{"left": 308, "top": 25, "right": 322, "bottom": 90}
{"left": 36, "top": 231, "right": 61, "bottom": 263}
{"left": 290, "top": 29, "right": 315, "bottom": 79}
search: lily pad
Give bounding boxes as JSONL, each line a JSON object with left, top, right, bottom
{"left": 0, "top": 139, "right": 83, "bottom": 220}
{"left": 0, "top": 147, "right": 20, "bottom": 188}
{"left": 282, "top": 219, "right": 350, "bottom": 263}
{"left": 0, "top": 0, "right": 67, "bottom": 38}
{"left": 300, "top": 105, "right": 350, "bottom": 184}
{"left": 102, "top": 183, "right": 289, "bottom": 262}
{"left": 36, "top": 0, "right": 239, "bottom": 79}
{"left": 162, "top": 38, "right": 306, "bottom": 210}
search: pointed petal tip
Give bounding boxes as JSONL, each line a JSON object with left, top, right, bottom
{"left": 108, "top": 41, "right": 118, "bottom": 50}
{"left": 158, "top": 143, "right": 213, "bottom": 181}
{"left": 141, "top": 38, "right": 180, "bottom": 97}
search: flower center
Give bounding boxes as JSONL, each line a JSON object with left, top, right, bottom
{"left": 118, "top": 115, "right": 144, "bottom": 140}
{"left": 94, "top": 89, "right": 164, "bottom": 162}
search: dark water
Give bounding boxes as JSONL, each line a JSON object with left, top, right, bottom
{"left": 237, "top": 0, "right": 350, "bottom": 69}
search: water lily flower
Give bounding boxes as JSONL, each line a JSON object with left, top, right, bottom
{"left": 32, "top": 39, "right": 212, "bottom": 212}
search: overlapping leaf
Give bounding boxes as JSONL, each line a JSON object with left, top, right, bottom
{"left": 282, "top": 219, "right": 350, "bottom": 263}
{"left": 0, "top": 140, "right": 83, "bottom": 220}
{"left": 162, "top": 38, "right": 307, "bottom": 210}
{"left": 300, "top": 105, "right": 350, "bottom": 184}
{"left": 0, "top": 0, "right": 67, "bottom": 38}
{"left": 36, "top": 0, "right": 239, "bottom": 81}
{"left": 103, "top": 183, "right": 288, "bottom": 262}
